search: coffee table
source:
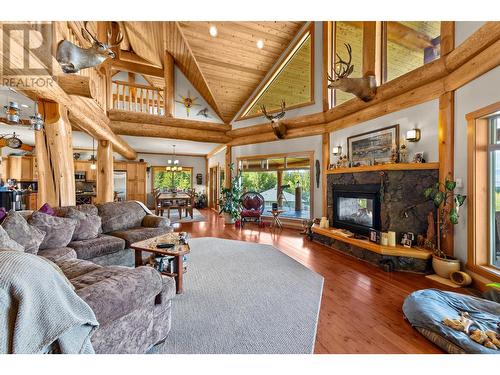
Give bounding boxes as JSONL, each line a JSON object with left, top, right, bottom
{"left": 131, "top": 233, "right": 190, "bottom": 294}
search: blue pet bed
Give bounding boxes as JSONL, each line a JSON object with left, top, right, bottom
{"left": 403, "top": 289, "right": 500, "bottom": 354}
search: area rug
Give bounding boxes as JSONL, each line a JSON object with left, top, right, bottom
{"left": 156, "top": 237, "right": 324, "bottom": 354}
{"left": 162, "top": 208, "right": 206, "bottom": 223}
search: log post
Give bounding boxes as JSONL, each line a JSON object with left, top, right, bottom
{"left": 164, "top": 51, "right": 175, "bottom": 117}
{"left": 362, "top": 21, "right": 382, "bottom": 84}
{"left": 224, "top": 145, "right": 232, "bottom": 189}
{"left": 54, "top": 75, "right": 96, "bottom": 99}
{"left": 439, "top": 22, "right": 455, "bottom": 256}
{"left": 96, "top": 140, "right": 114, "bottom": 203}
{"left": 35, "top": 101, "right": 75, "bottom": 208}
{"left": 322, "top": 132, "right": 330, "bottom": 216}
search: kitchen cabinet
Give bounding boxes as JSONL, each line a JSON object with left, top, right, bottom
{"left": 2, "top": 156, "right": 37, "bottom": 182}
{"left": 74, "top": 161, "right": 96, "bottom": 182}
{"left": 27, "top": 192, "right": 37, "bottom": 210}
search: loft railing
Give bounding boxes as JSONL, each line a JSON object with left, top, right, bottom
{"left": 112, "top": 80, "right": 165, "bottom": 115}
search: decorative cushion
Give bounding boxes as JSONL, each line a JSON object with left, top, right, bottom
{"left": 109, "top": 226, "right": 172, "bottom": 248}
{"left": 0, "top": 207, "right": 7, "bottom": 223}
{"left": 2, "top": 210, "right": 45, "bottom": 254}
{"left": 55, "top": 204, "right": 98, "bottom": 218}
{"left": 97, "top": 201, "right": 147, "bottom": 233}
{"left": 38, "top": 202, "right": 57, "bottom": 216}
{"left": 29, "top": 211, "right": 78, "bottom": 250}
{"left": 65, "top": 207, "right": 102, "bottom": 241}
{"left": 68, "top": 234, "right": 126, "bottom": 260}
{"left": 38, "top": 247, "right": 77, "bottom": 263}
{"left": 142, "top": 214, "right": 171, "bottom": 228}
{"left": 241, "top": 208, "right": 261, "bottom": 218}
{"left": 0, "top": 225, "right": 24, "bottom": 252}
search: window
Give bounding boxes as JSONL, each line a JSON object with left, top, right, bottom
{"left": 152, "top": 166, "right": 193, "bottom": 191}
{"left": 467, "top": 103, "right": 500, "bottom": 283}
{"left": 383, "top": 21, "right": 441, "bottom": 82}
{"left": 238, "top": 25, "right": 314, "bottom": 120}
{"left": 238, "top": 153, "right": 313, "bottom": 220}
{"left": 489, "top": 116, "right": 500, "bottom": 269}
{"left": 332, "top": 22, "right": 363, "bottom": 106}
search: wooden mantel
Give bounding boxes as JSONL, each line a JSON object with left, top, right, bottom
{"left": 325, "top": 162, "right": 439, "bottom": 174}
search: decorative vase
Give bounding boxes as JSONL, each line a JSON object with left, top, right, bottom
{"left": 450, "top": 271, "right": 472, "bottom": 286}
{"left": 432, "top": 254, "right": 460, "bottom": 278}
{"left": 223, "top": 212, "right": 235, "bottom": 225}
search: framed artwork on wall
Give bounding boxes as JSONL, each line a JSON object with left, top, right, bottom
{"left": 347, "top": 124, "right": 400, "bottom": 167}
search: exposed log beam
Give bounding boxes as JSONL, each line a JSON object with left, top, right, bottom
{"left": 119, "top": 50, "right": 162, "bottom": 68}
{"left": 112, "top": 58, "right": 164, "bottom": 77}
{"left": 110, "top": 121, "right": 232, "bottom": 144}
{"left": 207, "top": 144, "right": 227, "bottom": 159}
{"left": 164, "top": 51, "right": 175, "bottom": 117}
{"left": 54, "top": 75, "right": 96, "bottom": 99}
{"left": 108, "top": 109, "right": 230, "bottom": 132}
{"left": 362, "top": 21, "right": 382, "bottom": 82}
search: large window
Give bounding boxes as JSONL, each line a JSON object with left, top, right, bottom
{"left": 489, "top": 116, "right": 500, "bottom": 269}
{"left": 238, "top": 154, "right": 313, "bottom": 220}
{"left": 383, "top": 21, "right": 441, "bottom": 82}
{"left": 152, "top": 166, "right": 193, "bottom": 191}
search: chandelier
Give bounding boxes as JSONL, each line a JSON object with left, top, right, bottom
{"left": 166, "top": 145, "right": 182, "bottom": 172}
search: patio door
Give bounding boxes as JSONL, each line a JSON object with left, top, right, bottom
{"left": 209, "top": 165, "right": 219, "bottom": 211}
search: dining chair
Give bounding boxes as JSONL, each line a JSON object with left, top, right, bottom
{"left": 185, "top": 190, "right": 196, "bottom": 218}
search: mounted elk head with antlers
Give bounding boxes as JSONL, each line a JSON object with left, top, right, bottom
{"left": 261, "top": 100, "right": 287, "bottom": 139}
{"left": 328, "top": 43, "right": 377, "bottom": 102}
{"left": 56, "top": 21, "right": 123, "bottom": 74}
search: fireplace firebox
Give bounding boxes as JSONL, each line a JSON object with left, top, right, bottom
{"left": 332, "top": 184, "right": 381, "bottom": 236}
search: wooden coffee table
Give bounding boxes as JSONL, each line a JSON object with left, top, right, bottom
{"left": 131, "top": 233, "right": 190, "bottom": 294}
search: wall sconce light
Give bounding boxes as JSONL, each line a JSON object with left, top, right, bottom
{"left": 4, "top": 101, "right": 20, "bottom": 123}
{"left": 332, "top": 145, "right": 342, "bottom": 156}
{"left": 406, "top": 128, "right": 421, "bottom": 142}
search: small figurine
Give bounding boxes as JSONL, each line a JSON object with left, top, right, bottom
{"left": 399, "top": 143, "right": 408, "bottom": 163}
{"left": 390, "top": 145, "right": 399, "bottom": 163}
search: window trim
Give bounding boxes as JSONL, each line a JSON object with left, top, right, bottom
{"left": 236, "top": 151, "right": 315, "bottom": 220}
{"left": 236, "top": 23, "right": 315, "bottom": 121}
{"left": 466, "top": 101, "right": 500, "bottom": 283}
{"left": 151, "top": 166, "right": 193, "bottom": 192}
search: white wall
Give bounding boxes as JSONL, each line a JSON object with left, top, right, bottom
{"left": 329, "top": 100, "right": 439, "bottom": 164}
{"left": 455, "top": 21, "right": 485, "bottom": 46}
{"left": 231, "top": 21, "right": 324, "bottom": 128}
{"left": 454, "top": 66, "right": 500, "bottom": 262}
{"left": 231, "top": 135, "right": 323, "bottom": 218}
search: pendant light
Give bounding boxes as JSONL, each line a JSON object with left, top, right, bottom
{"left": 4, "top": 101, "right": 20, "bottom": 123}
{"left": 29, "top": 100, "right": 44, "bottom": 131}
{"left": 90, "top": 138, "right": 97, "bottom": 170}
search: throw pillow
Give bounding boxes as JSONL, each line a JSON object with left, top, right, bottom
{"left": 0, "top": 225, "right": 24, "bottom": 252}
{"left": 65, "top": 207, "right": 101, "bottom": 241}
{"left": 0, "top": 207, "right": 7, "bottom": 223}
{"left": 28, "top": 211, "right": 77, "bottom": 250}
{"left": 2, "top": 210, "right": 46, "bottom": 254}
{"left": 38, "top": 202, "right": 57, "bottom": 216}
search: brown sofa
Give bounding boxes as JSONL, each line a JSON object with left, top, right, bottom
{"left": 40, "top": 247, "right": 175, "bottom": 353}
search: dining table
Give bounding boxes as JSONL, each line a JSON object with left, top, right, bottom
{"left": 157, "top": 192, "right": 193, "bottom": 219}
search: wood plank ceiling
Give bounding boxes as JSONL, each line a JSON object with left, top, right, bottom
{"left": 120, "top": 21, "right": 305, "bottom": 123}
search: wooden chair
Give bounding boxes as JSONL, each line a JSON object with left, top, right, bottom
{"left": 184, "top": 190, "right": 196, "bottom": 218}
{"left": 167, "top": 201, "right": 183, "bottom": 219}
{"left": 153, "top": 190, "right": 164, "bottom": 216}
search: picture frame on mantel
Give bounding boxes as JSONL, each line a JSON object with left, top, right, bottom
{"left": 347, "top": 124, "right": 400, "bottom": 167}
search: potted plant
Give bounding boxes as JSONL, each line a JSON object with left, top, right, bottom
{"left": 424, "top": 177, "right": 466, "bottom": 278}
{"left": 218, "top": 163, "right": 242, "bottom": 225}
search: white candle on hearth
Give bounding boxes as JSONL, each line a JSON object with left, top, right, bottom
{"left": 388, "top": 231, "right": 396, "bottom": 247}
{"left": 381, "top": 233, "right": 388, "bottom": 246}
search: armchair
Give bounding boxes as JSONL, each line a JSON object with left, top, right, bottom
{"left": 240, "top": 191, "right": 265, "bottom": 227}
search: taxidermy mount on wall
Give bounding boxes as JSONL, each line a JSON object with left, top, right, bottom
{"left": 261, "top": 100, "right": 287, "bottom": 139}
{"left": 327, "top": 43, "right": 377, "bottom": 102}
{"left": 56, "top": 21, "right": 123, "bottom": 74}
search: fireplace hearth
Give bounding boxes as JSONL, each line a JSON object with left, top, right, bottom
{"left": 332, "top": 184, "right": 381, "bottom": 236}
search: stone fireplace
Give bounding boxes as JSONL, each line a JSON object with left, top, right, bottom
{"left": 327, "top": 169, "right": 438, "bottom": 238}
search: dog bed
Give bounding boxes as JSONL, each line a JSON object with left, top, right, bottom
{"left": 403, "top": 289, "right": 500, "bottom": 354}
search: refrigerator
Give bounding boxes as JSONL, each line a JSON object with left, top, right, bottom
{"left": 113, "top": 171, "right": 127, "bottom": 201}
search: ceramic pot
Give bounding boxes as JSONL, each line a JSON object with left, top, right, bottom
{"left": 450, "top": 271, "right": 472, "bottom": 286}
{"left": 223, "top": 212, "right": 235, "bottom": 225}
{"left": 432, "top": 255, "right": 460, "bottom": 278}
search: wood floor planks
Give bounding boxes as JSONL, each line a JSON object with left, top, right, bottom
{"left": 174, "top": 209, "right": 462, "bottom": 354}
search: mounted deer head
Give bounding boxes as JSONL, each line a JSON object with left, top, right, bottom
{"left": 327, "top": 43, "right": 377, "bottom": 102}
{"left": 261, "top": 100, "right": 287, "bottom": 139}
{"left": 56, "top": 21, "right": 123, "bottom": 74}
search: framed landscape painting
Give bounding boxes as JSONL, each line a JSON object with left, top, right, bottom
{"left": 347, "top": 125, "right": 399, "bottom": 167}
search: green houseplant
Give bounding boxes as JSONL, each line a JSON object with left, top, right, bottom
{"left": 218, "top": 163, "right": 242, "bottom": 224}
{"left": 424, "top": 177, "right": 466, "bottom": 278}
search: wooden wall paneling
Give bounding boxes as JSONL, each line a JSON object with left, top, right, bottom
{"left": 35, "top": 101, "right": 75, "bottom": 208}
{"left": 322, "top": 132, "right": 330, "bottom": 216}
{"left": 225, "top": 145, "right": 232, "bottom": 189}
{"left": 164, "top": 51, "right": 175, "bottom": 117}
{"left": 322, "top": 22, "right": 333, "bottom": 111}
{"left": 96, "top": 140, "right": 114, "bottom": 203}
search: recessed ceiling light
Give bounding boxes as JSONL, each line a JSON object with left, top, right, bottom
{"left": 209, "top": 25, "right": 218, "bottom": 37}
{"left": 256, "top": 39, "right": 264, "bottom": 49}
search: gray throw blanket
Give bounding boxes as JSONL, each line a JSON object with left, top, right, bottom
{"left": 0, "top": 250, "right": 98, "bottom": 353}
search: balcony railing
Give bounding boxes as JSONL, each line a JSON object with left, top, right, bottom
{"left": 112, "top": 80, "right": 165, "bottom": 115}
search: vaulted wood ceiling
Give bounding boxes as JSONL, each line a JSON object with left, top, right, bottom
{"left": 118, "top": 21, "right": 306, "bottom": 123}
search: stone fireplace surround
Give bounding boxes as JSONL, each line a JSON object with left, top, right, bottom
{"left": 312, "top": 168, "right": 438, "bottom": 273}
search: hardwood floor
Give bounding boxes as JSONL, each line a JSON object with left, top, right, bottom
{"left": 174, "top": 209, "right": 460, "bottom": 354}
